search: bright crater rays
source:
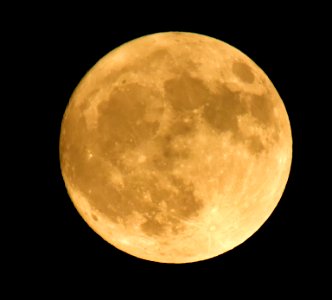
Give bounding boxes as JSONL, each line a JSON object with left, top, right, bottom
{"left": 60, "top": 32, "right": 292, "bottom": 263}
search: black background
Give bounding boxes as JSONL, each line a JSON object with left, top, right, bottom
{"left": 11, "top": 5, "right": 324, "bottom": 294}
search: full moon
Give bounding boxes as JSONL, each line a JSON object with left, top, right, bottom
{"left": 60, "top": 32, "right": 292, "bottom": 263}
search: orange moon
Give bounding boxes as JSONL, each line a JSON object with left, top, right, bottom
{"left": 59, "top": 32, "right": 292, "bottom": 263}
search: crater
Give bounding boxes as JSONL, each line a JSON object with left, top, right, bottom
{"left": 88, "top": 184, "right": 129, "bottom": 221}
{"left": 138, "top": 175, "right": 204, "bottom": 237}
{"left": 91, "top": 214, "right": 98, "bottom": 221}
{"left": 169, "top": 113, "right": 197, "bottom": 136}
{"left": 78, "top": 171, "right": 199, "bottom": 238}
{"left": 152, "top": 155, "right": 174, "bottom": 172}
{"left": 138, "top": 48, "right": 173, "bottom": 73}
{"left": 232, "top": 61, "right": 255, "bottom": 83}
{"left": 95, "top": 83, "right": 160, "bottom": 164}
{"left": 164, "top": 73, "right": 210, "bottom": 112}
{"left": 168, "top": 177, "right": 203, "bottom": 219}
{"left": 247, "top": 135, "right": 265, "bottom": 155}
{"left": 85, "top": 174, "right": 154, "bottom": 223}
{"left": 149, "top": 48, "right": 171, "bottom": 63}
{"left": 140, "top": 218, "right": 167, "bottom": 236}
{"left": 152, "top": 133, "right": 191, "bottom": 172}
{"left": 250, "top": 93, "right": 274, "bottom": 126}
{"left": 203, "top": 85, "right": 248, "bottom": 139}
{"left": 69, "top": 154, "right": 198, "bottom": 236}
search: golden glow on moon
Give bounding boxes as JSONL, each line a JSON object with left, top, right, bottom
{"left": 59, "top": 32, "right": 292, "bottom": 263}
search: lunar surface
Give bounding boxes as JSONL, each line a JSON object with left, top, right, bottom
{"left": 59, "top": 32, "right": 292, "bottom": 263}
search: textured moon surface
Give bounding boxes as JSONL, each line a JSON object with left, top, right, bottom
{"left": 60, "top": 32, "right": 292, "bottom": 263}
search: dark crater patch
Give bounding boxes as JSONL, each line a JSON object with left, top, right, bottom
{"left": 152, "top": 127, "right": 192, "bottom": 172}
{"left": 232, "top": 61, "right": 255, "bottom": 83}
{"left": 164, "top": 73, "right": 210, "bottom": 112}
{"left": 137, "top": 48, "right": 174, "bottom": 74}
{"left": 65, "top": 132, "right": 203, "bottom": 237}
{"left": 83, "top": 174, "right": 155, "bottom": 224}
{"left": 65, "top": 154, "right": 130, "bottom": 223}
{"left": 249, "top": 93, "right": 275, "bottom": 126}
{"left": 140, "top": 176, "right": 204, "bottom": 237}
{"left": 91, "top": 214, "right": 98, "bottom": 221}
{"left": 95, "top": 83, "right": 160, "bottom": 165}
{"left": 148, "top": 49, "right": 171, "bottom": 63}
{"left": 168, "top": 177, "right": 203, "bottom": 219}
{"left": 169, "top": 114, "right": 196, "bottom": 136}
{"left": 162, "top": 143, "right": 189, "bottom": 161}
{"left": 140, "top": 218, "right": 167, "bottom": 236}
{"left": 82, "top": 169, "right": 204, "bottom": 237}
{"left": 203, "top": 85, "right": 248, "bottom": 140}
{"left": 247, "top": 135, "right": 265, "bottom": 155}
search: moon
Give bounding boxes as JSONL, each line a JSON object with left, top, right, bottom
{"left": 59, "top": 32, "right": 292, "bottom": 263}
